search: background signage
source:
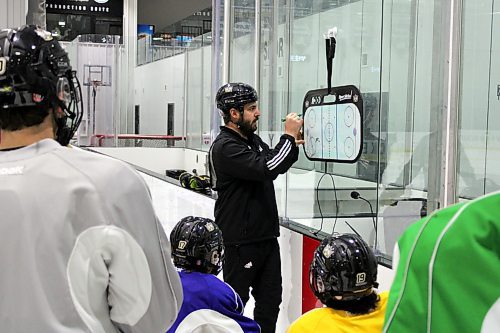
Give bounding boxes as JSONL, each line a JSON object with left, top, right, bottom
{"left": 46, "top": 0, "right": 123, "bottom": 18}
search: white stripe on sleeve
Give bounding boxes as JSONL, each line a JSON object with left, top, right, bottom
{"left": 267, "top": 140, "right": 292, "bottom": 171}
{"left": 67, "top": 226, "right": 152, "bottom": 332}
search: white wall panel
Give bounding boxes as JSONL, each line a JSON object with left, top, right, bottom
{"left": 134, "top": 54, "right": 185, "bottom": 135}
{"left": 0, "top": 0, "right": 26, "bottom": 28}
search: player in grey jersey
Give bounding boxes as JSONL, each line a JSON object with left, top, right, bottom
{"left": 0, "top": 25, "right": 182, "bottom": 332}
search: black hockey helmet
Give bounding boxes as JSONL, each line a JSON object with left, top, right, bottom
{"left": 0, "top": 25, "right": 82, "bottom": 145}
{"left": 215, "top": 82, "right": 258, "bottom": 116}
{"left": 309, "top": 234, "right": 378, "bottom": 303}
{"left": 170, "top": 216, "right": 224, "bottom": 275}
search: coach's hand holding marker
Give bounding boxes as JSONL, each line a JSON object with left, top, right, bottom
{"left": 281, "top": 114, "right": 302, "bottom": 122}
{"left": 283, "top": 113, "right": 304, "bottom": 146}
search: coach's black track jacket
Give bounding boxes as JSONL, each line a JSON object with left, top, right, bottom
{"left": 209, "top": 126, "right": 299, "bottom": 245}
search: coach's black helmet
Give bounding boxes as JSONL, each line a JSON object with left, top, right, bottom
{"left": 309, "top": 233, "right": 378, "bottom": 303}
{"left": 215, "top": 82, "right": 258, "bottom": 119}
{"left": 0, "top": 25, "right": 82, "bottom": 145}
{"left": 170, "top": 216, "right": 224, "bottom": 275}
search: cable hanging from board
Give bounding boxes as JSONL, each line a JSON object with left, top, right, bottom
{"left": 313, "top": 162, "right": 339, "bottom": 236}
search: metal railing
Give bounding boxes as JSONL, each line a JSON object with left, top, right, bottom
{"left": 137, "top": 32, "right": 212, "bottom": 66}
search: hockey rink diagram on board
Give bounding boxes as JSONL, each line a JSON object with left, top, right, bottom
{"left": 304, "top": 103, "right": 360, "bottom": 160}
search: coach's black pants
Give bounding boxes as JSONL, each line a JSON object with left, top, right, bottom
{"left": 223, "top": 238, "right": 282, "bottom": 333}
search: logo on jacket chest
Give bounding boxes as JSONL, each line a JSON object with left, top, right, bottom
{"left": 248, "top": 144, "right": 264, "bottom": 152}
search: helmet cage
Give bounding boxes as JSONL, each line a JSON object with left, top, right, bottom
{"left": 54, "top": 71, "right": 83, "bottom": 145}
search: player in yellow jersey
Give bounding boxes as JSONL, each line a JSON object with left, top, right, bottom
{"left": 288, "top": 234, "right": 387, "bottom": 333}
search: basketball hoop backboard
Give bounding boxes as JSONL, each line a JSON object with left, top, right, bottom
{"left": 83, "top": 65, "right": 112, "bottom": 87}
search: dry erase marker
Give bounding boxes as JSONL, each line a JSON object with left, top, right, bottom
{"left": 281, "top": 114, "right": 303, "bottom": 122}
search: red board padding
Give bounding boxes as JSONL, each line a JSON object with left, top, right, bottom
{"left": 302, "top": 235, "right": 322, "bottom": 314}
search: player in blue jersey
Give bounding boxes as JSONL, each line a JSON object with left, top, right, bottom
{"left": 168, "top": 216, "right": 261, "bottom": 333}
